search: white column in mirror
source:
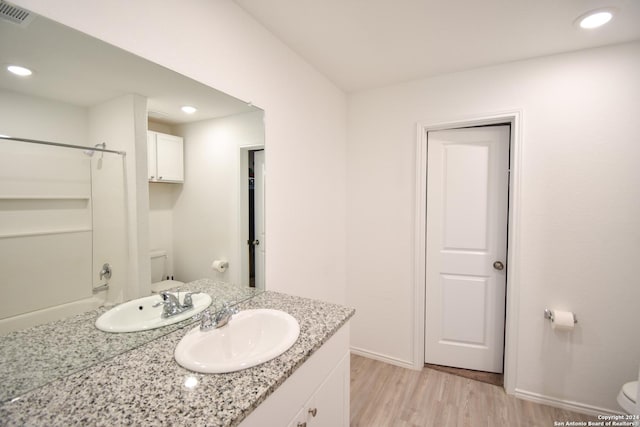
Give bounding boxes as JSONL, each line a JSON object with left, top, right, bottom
{"left": 89, "top": 94, "right": 150, "bottom": 302}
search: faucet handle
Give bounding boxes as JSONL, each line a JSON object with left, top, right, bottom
{"left": 212, "top": 302, "right": 237, "bottom": 328}
{"left": 195, "top": 309, "right": 216, "bottom": 331}
{"left": 154, "top": 292, "right": 171, "bottom": 306}
{"left": 182, "top": 291, "right": 201, "bottom": 307}
{"left": 159, "top": 291, "right": 180, "bottom": 303}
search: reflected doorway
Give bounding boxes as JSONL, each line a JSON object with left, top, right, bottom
{"left": 242, "top": 148, "right": 265, "bottom": 289}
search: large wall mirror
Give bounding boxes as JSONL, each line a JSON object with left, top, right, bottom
{"left": 0, "top": 5, "right": 265, "bottom": 403}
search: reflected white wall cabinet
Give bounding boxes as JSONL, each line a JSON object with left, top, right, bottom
{"left": 147, "top": 131, "right": 184, "bottom": 183}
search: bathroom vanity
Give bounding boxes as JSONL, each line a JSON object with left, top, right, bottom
{"left": 0, "top": 285, "right": 354, "bottom": 426}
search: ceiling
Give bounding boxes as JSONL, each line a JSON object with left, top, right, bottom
{"left": 0, "top": 13, "right": 258, "bottom": 124}
{"left": 234, "top": 0, "right": 640, "bottom": 92}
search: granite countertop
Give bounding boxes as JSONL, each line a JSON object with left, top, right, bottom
{"left": 0, "top": 291, "right": 354, "bottom": 426}
{"left": 0, "top": 279, "right": 262, "bottom": 403}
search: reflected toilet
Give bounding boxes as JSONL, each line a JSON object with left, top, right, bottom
{"left": 150, "top": 249, "right": 184, "bottom": 293}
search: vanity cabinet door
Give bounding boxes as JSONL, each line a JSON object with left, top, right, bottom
{"left": 303, "top": 353, "right": 349, "bottom": 427}
{"left": 240, "top": 325, "right": 350, "bottom": 427}
{"left": 286, "top": 407, "right": 306, "bottom": 427}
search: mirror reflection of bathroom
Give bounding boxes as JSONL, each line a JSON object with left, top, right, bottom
{"left": 0, "top": 12, "right": 265, "bottom": 334}
{"left": 0, "top": 5, "right": 267, "bottom": 403}
{"left": 147, "top": 109, "right": 265, "bottom": 294}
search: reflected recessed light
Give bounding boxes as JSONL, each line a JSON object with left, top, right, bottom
{"left": 7, "top": 65, "right": 32, "bottom": 76}
{"left": 181, "top": 106, "right": 197, "bottom": 114}
{"left": 183, "top": 375, "right": 199, "bottom": 389}
{"left": 577, "top": 9, "right": 614, "bottom": 29}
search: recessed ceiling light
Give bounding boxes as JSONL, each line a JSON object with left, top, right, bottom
{"left": 181, "top": 105, "right": 197, "bottom": 114}
{"left": 7, "top": 65, "right": 32, "bottom": 76}
{"left": 577, "top": 9, "right": 614, "bottom": 29}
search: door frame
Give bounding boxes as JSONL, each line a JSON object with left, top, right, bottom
{"left": 413, "top": 110, "right": 523, "bottom": 394}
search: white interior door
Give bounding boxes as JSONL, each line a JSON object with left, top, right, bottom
{"left": 253, "top": 150, "right": 265, "bottom": 290}
{"left": 425, "top": 125, "right": 509, "bottom": 373}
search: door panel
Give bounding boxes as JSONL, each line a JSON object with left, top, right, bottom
{"left": 441, "top": 274, "right": 487, "bottom": 345}
{"left": 425, "top": 125, "right": 509, "bottom": 373}
{"left": 442, "top": 143, "right": 489, "bottom": 250}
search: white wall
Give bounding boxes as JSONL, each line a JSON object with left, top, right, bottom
{"left": 14, "top": 0, "right": 348, "bottom": 305}
{"left": 148, "top": 121, "right": 174, "bottom": 135}
{"left": 148, "top": 183, "right": 178, "bottom": 279}
{"left": 173, "top": 111, "right": 264, "bottom": 285}
{"left": 0, "top": 89, "right": 87, "bottom": 144}
{"left": 347, "top": 41, "right": 640, "bottom": 412}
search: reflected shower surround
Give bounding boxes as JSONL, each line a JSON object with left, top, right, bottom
{"left": 0, "top": 136, "right": 127, "bottom": 332}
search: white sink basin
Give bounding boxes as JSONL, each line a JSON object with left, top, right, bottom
{"left": 174, "top": 309, "right": 300, "bottom": 373}
{"left": 95, "top": 293, "right": 212, "bottom": 333}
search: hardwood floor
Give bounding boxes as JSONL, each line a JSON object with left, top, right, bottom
{"left": 350, "top": 354, "right": 596, "bottom": 427}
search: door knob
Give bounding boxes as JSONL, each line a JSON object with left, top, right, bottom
{"left": 493, "top": 261, "right": 504, "bottom": 271}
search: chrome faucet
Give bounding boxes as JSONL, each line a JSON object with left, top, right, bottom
{"left": 182, "top": 291, "right": 200, "bottom": 309}
{"left": 154, "top": 291, "right": 201, "bottom": 318}
{"left": 99, "top": 263, "right": 112, "bottom": 280}
{"left": 196, "top": 303, "right": 238, "bottom": 331}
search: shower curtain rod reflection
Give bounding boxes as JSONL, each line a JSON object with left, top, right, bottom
{"left": 0, "top": 135, "right": 126, "bottom": 155}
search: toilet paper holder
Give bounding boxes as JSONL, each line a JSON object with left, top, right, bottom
{"left": 544, "top": 308, "right": 578, "bottom": 324}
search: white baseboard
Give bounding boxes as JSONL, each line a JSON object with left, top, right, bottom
{"left": 350, "top": 346, "right": 416, "bottom": 370}
{"left": 514, "top": 388, "right": 621, "bottom": 417}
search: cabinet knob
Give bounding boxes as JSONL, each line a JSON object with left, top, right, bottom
{"left": 158, "top": 176, "right": 163, "bottom": 180}
{"left": 150, "top": 176, "right": 155, "bottom": 179}
{"left": 297, "top": 423, "right": 307, "bottom": 427}
{"left": 308, "top": 408, "right": 317, "bottom": 417}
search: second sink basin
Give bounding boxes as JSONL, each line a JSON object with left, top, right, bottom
{"left": 174, "top": 309, "right": 300, "bottom": 373}
{"left": 95, "top": 293, "right": 212, "bottom": 333}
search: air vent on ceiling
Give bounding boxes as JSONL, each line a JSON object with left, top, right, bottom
{"left": 0, "top": 1, "right": 35, "bottom": 27}
{"left": 148, "top": 110, "right": 170, "bottom": 118}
